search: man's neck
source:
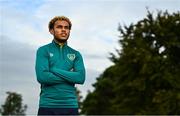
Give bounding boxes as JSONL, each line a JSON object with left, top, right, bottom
{"left": 54, "top": 39, "right": 65, "bottom": 46}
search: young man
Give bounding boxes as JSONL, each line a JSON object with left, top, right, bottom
{"left": 35, "top": 16, "right": 86, "bottom": 115}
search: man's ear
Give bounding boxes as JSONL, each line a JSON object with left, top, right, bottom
{"left": 49, "top": 29, "right": 54, "bottom": 35}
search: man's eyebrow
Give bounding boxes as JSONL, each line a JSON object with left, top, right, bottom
{"left": 56, "top": 25, "right": 63, "bottom": 26}
{"left": 56, "top": 25, "right": 69, "bottom": 27}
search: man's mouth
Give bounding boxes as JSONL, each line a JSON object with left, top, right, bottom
{"left": 61, "top": 33, "right": 67, "bottom": 36}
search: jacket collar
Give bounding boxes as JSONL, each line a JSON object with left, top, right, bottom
{"left": 52, "top": 39, "right": 67, "bottom": 48}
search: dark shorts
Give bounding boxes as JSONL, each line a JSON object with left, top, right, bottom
{"left": 38, "top": 107, "right": 79, "bottom": 115}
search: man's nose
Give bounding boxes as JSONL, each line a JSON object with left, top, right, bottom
{"left": 61, "top": 29, "right": 66, "bottom": 32}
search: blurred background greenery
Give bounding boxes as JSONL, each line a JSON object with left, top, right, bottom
{"left": 81, "top": 10, "right": 180, "bottom": 115}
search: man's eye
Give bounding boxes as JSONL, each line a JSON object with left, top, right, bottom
{"left": 64, "top": 26, "right": 69, "bottom": 29}
{"left": 57, "top": 25, "right": 63, "bottom": 28}
{"left": 56, "top": 25, "right": 69, "bottom": 29}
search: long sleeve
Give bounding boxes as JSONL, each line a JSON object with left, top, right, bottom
{"left": 35, "top": 47, "right": 66, "bottom": 85}
{"left": 50, "top": 52, "right": 86, "bottom": 84}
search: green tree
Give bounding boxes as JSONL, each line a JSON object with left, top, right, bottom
{"left": 0, "top": 92, "right": 27, "bottom": 115}
{"left": 81, "top": 10, "right": 180, "bottom": 115}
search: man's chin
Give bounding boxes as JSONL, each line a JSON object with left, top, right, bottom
{"left": 55, "top": 38, "right": 68, "bottom": 43}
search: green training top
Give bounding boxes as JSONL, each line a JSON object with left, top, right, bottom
{"left": 35, "top": 40, "right": 85, "bottom": 108}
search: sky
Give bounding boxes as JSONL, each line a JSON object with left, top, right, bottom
{"left": 0, "top": 0, "right": 179, "bottom": 115}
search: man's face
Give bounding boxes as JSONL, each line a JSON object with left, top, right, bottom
{"left": 51, "top": 20, "right": 70, "bottom": 43}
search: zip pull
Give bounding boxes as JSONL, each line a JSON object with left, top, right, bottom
{"left": 60, "top": 45, "right": 63, "bottom": 48}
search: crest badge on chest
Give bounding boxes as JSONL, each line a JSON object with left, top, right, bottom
{"left": 67, "top": 54, "right": 76, "bottom": 61}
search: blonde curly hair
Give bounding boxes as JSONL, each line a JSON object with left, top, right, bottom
{"left": 48, "top": 16, "right": 72, "bottom": 30}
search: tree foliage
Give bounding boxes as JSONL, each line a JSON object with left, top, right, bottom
{"left": 81, "top": 10, "right": 180, "bottom": 115}
{"left": 0, "top": 92, "right": 27, "bottom": 115}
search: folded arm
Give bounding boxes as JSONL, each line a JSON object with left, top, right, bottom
{"left": 35, "top": 47, "right": 66, "bottom": 85}
{"left": 50, "top": 52, "right": 86, "bottom": 84}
